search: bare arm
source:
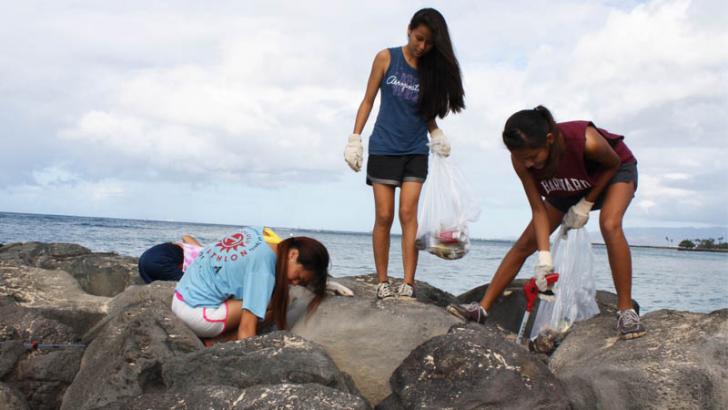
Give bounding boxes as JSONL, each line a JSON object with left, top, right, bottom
{"left": 582, "top": 126, "right": 621, "bottom": 203}
{"left": 512, "top": 154, "right": 551, "bottom": 252}
{"left": 236, "top": 309, "right": 258, "bottom": 340}
{"left": 353, "top": 49, "right": 389, "bottom": 134}
{"left": 181, "top": 234, "right": 202, "bottom": 247}
{"left": 426, "top": 119, "right": 439, "bottom": 133}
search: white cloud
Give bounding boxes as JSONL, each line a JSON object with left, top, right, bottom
{"left": 565, "top": 0, "right": 727, "bottom": 125}
{"left": 32, "top": 165, "right": 79, "bottom": 186}
{"left": 454, "top": 0, "right": 728, "bottom": 230}
{"left": 2, "top": 177, "right": 126, "bottom": 215}
{"left": 1, "top": 0, "right": 726, "bottom": 233}
{"left": 663, "top": 173, "right": 690, "bottom": 181}
{"left": 57, "top": 22, "right": 362, "bottom": 185}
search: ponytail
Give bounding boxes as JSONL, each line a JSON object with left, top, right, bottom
{"left": 535, "top": 106, "right": 564, "bottom": 178}
{"left": 502, "top": 105, "right": 564, "bottom": 177}
{"left": 534, "top": 105, "right": 556, "bottom": 131}
{"left": 268, "top": 238, "right": 293, "bottom": 330}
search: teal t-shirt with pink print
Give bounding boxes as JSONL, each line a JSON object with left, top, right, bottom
{"left": 175, "top": 227, "right": 277, "bottom": 320}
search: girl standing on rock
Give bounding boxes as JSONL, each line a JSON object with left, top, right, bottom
{"left": 172, "top": 227, "right": 329, "bottom": 342}
{"left": 447, "top": 106, "right": 646, "bottom": 340}
{"left": 344, "top": 8, "right": 465, "bottom": 300}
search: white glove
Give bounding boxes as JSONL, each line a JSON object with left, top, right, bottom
{"left": 563, "top": 198, "right": 594, "bottom": 230}
{"left": 326, "top": 280, "right": 354, "bottom": 296}
{"left": 428, "top": 128, "right": 451, "bottom": 157}
{"left": 534, "top": 250, "right": 553, "bottom": 292}
{"left": 344, "top": 133, "right": 363, "bottom": 172}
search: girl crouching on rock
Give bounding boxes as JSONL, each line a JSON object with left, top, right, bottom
{"left": 138, "top": 234, "right": 203, "bottom": 283}
{"left": 172, "top": 227, "right": 329, "bottom": 342}
{"left": 448, "top": 106, "right": 645, "bottom": 340}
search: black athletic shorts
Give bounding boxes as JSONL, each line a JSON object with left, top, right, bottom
{"left": 366, "top": 154, "right": 428, "bottom": 186}
{"left": 546, "top": 162, "right": 638, "bottom": 213}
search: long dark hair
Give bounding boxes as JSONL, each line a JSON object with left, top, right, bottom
{"left": 268, "top": 236, "right": 329, "bottom": 330}
{"left": 502, "top": 105, "right": 565, "bottom": 178}
{"left": 410, "top": 8, "right": 465, "bottom": 120}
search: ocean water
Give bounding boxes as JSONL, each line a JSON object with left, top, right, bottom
{"left": 1, "top": 211, "right": 726, "bottom": 313}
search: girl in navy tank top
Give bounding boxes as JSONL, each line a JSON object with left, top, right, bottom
{"left": 448, "top": 106, "right": 646, "bottom": 340}
{"left": 343, "top": 8, "right": 465, "bottom": 300}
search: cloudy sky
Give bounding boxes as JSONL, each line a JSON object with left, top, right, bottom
{"left": 1, "top": 0, "right": 726, "bottom": 239}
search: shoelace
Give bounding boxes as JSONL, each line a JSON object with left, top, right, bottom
{"left": 618, "top": 309, "right": 640, "bottom": 329}
{"left": 398, "top": 283, "right": 414, "bottom": 296}
{"left": 465, "top": 302, "right": 487, "bottom": 321}
{"left": 378, "top": 282, "right": 393, "bottom": 298}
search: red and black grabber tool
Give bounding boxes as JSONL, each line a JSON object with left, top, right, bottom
{"left": 515, "top": 272, "right": 559, "bottom": 345}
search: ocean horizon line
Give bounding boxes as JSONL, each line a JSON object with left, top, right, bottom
{"left": 3, "top": 210, "right": 727, "bottom": 251}
{"left": 1, "top": 210, "right": 522, "bottom": 243}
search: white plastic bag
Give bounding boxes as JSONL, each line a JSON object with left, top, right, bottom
{"left": 415, "top": 155, "right": 481, "bottom": 260}
{"left": 530, "top": 226, "right": 600, "bottom": 339}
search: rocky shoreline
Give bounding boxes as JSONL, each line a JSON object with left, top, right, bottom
{"left": 1, "top": 242, "right": 726, "bottom": 409}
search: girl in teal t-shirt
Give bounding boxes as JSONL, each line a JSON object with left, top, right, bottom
{"left": 173, "top": 227, "right": 329, "bottom": 342}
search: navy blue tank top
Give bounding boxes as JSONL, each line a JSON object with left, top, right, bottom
{"left": 368, "top": 47, "right": 428, "bottom": 155}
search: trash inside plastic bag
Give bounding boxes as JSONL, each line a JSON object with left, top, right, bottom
{"left": 416, "top": 154, "right": 481, "bottom": 260}
{"left": 529, "top": 226, "right": 600, "bottom": 339}
{"left": 415, "top": 229, "right": 468, "bottom": 260}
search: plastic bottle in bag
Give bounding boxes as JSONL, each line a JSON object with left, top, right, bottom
{"left": 416, "top": 155, "right": 480, "bottom": 261}
{"left": 529, "top": 226, "right": 600, "bottom": 340}
{"left": 416, "top": 225, "right": 470, "bottom": 259}
{"left": 437, "top": 229, "right": 463, "bottom": 243}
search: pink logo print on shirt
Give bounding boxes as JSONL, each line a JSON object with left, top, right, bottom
{"left": 217, "top": 232, "right": 247, "bottom": 253}
{"left": 206, "top": 228, "right": 263, "bottom": 264}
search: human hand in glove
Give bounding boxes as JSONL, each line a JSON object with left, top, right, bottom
{"left": 563, "top": 198, "right": 594, "bottom": 230}
{"left": 344, "top": 134, "right": 363, "bottom": 172}
{"left": 326, "top": 280, "right": 354, "bottom": 296}
{"left": 534, "top": 250, "right": 554, "bottom": 292}
{"left": 428, "top": 128, "right": 451, "bottom": 157}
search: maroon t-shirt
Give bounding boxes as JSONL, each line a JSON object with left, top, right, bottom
{"left": 529, "top": 121, "right": 636, "bottom": 198}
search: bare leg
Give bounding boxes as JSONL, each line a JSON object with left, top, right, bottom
{"left": 202, "top": 299, "right": 243, "bottom": 346}
{"left": 372, "top": 184, "right": 396, "bottom": 283}
{"left": 399, "top": 181, "right": 424, "bottom": 285}
{"left": 598, "top": 182, "right": 636, "bottom": 311}
{"left": 480, "top": 204, "right": 564, "bottom": 311}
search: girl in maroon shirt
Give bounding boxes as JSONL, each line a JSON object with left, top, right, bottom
{"left": 448, "top": 105, "right": 646, "bottom": 340}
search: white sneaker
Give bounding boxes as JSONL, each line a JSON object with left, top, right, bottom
{"left": 376, "top": 281, "right": 394, "bottom": 300}
{"left": 617, "top": 309, "right": 646, "bottom": 340}
{"left": 396, "top": 282, "right": 416, "bottom": 300}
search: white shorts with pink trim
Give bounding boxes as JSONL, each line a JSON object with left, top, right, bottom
{"left": 171, "top": 291, "right": 228, "bottom": 338}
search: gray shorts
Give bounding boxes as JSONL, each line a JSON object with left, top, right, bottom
{"left": 546, "top": 162, "right": 638, "bottom": 213}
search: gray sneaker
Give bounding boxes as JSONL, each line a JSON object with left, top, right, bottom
{"left": 376, "top": 281, "right": 394, "bottom": 300}
{"left": 396, "top": 282, "right": 416, "bottom": 300}
{"left": 446, "top": 302, "right": 488, "bottom": 324}
{"left": 617, "top": 309, "right": 646, "bottom": 340}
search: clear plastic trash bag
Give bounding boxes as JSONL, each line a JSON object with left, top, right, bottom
{"left": 530, "top": 226, "right": 600, "bottom": 339}
{"left": 415, "top": 154, "right": 481, "bottom": 260}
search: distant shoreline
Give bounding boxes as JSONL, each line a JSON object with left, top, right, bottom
{"left": 592, "top": 243, "right": 728, "bottom": 253}
{"left": 675, "top": 247, "right": 728, "bottom": 253}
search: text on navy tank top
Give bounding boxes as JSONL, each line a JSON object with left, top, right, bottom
{"left": 368, "top": 47, "right": 428, "bottom": 155}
